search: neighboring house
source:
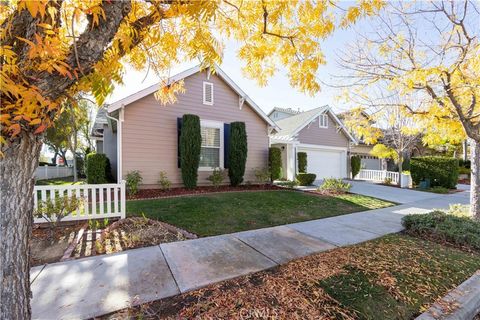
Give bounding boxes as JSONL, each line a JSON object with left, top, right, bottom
{"left": 337, "top": 111, "right": 383, "bottom": 171}
{"left": 267, "top": 107, "right": 302, "bottom": 121}
{"left": 91, "top": 65, "right": 277, "bottom": 188}
{"left": 269, "top": 106, "right": 357, "bottom": 181}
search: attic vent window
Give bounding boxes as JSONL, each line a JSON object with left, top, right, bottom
{"left": 319, "top": 114, "right": 328, "bottom": 128}
{"left": 203, "top": 82, "right": 214, "bottom": 105}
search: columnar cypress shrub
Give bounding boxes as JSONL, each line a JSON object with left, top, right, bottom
{"left": 180, "top": 114, "right": 201, "bottom": 188}
{"left": 86, "top": 153, "right": 108, "bottom": 184}
{"left": 411, "top": 156, "right": 459, "bottom": 188}
{"left": 269, "top": 147, "right": 282, "bottom": 181}
{"left": 297, "top": 152, "right": 307, "bottom": 173}
{"left": 228, "top": 122, "right": 248, "bottom": 186}
{"left": 351, "top": 155, "right": 361, "bottom": 179}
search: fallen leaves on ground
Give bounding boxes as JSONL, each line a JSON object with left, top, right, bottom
{"left": 103, "top": 234, "right": 480, "bottom": 319}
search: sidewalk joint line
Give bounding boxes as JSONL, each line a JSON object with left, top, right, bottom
{"left": 30, "top": 264, "right": 46, "bottom": 285}
{"left": 233, "top": 236, "right": 280, "bottom": 266}
{"left": 157, "top": 245, "right": 181, "bottom": 294}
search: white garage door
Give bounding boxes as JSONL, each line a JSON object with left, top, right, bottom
{"left": 300, "top": 148, "right": 346, "bottom": 179}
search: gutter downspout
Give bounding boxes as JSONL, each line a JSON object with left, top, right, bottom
{"left": 106, "top": 107, "right": 124, "bottom": 182}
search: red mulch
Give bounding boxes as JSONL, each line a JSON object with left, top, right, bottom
{"left": 458, "top": 179, "right": 470, "bottom": 185}
{"left": 127, "top": 184, "right": 283, "bottom": 200}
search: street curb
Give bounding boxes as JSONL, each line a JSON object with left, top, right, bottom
{"left": 416, "top": 270, "right": 480, "bottom": 320}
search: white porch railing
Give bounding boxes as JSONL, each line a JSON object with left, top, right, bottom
{"left": 35, "top": 165, "right": 74, "bottom": 180}
{"left": 33, "top": 181, "right": 126, "bottom": 223}
{"left": 356, "top": 169, "right": 399, "bottom": 184}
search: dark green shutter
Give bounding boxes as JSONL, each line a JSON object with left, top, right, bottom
{"left": 177, "top": 117, "right": 182, "bottom": 168}
{"left": 224, "top": 123, "right": 230, "bottom": 168}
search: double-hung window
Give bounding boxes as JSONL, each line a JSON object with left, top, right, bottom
{"left": 319, "top": 114, "right": 328, "bottom": 128}
{"left": 199, "top": 120, "right": 223, "bottom": 169}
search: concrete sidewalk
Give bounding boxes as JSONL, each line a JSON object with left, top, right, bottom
{"left": 31, "top": 191, "right": 469, "bottom": 319}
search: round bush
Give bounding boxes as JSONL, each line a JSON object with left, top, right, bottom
{"left": 296, "top": 173, "right": 317, "bottom": 186}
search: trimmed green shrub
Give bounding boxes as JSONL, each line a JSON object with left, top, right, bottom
{"left": 276, "top": 180, "right": 298, "bottom": 188}
{"left": 105, "top": 156, "right": 114, "bottom": 182}
{"left": 410, "top": 156, "right": 458, "bottom": 189}
{"left": 297, "top": 152, "right": 307, "bottom": 173}
{"left": 402, "top": 211, "right": 480, "bottom": 251}
{"left": 180, "top": 114, "right": 202, "bottom": 188}
{"left": 86, "top": 153, "right": 108, "bottom": 184}
{"left": 296, "top": 173, "right": 316, "bottom": 186}
{"left": 207, "top": 168, "right": 226, "bottom": 188}
{"left": 126, "top": 170, "right": 142, "bottom": 195}
{"left": 228, "top": 122, "right": 248, "bottom": 186}
{"left": 269, "top": 147, "right": 282, "bottom": 181}
{"left": 318, "top": 178, "right": 351, "bottom": 193}
{"left": 351, "top": 155, "right": 361, "bottom": 179}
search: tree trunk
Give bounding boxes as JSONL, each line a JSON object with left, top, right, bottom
{"left": 463, "top": 140, "right": 468, "bottom": 162}
{"left": 1, "top": 132, "right": 43, "bottom": 319}
{"left": 470, "top": 138, "right": 480, "bottom": 220}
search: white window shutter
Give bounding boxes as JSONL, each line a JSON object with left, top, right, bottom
{"left": 203, "top": 82, "right": 214, "bottom": 105}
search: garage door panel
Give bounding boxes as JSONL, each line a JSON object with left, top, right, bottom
{"left": 299, "top": 148, "right": 345, "bottom": 179}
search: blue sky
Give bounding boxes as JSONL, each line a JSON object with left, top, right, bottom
{"left": 106, "top": 24, "right": 359, "bottom": 115}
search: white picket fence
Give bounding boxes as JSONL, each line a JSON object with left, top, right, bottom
{"left": 356, "top": 169, "right": 399, "bottom": 184}
{"left": 33, "top": 181, "right": 126, "bottom": 223}
{"left": 35, "top": 165, "right": 74, "bottom": 180}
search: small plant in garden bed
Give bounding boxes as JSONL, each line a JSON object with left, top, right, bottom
{"left": 402, "top": 210, "right": 480, "bottom": 252}
{"left": 126, "top": 170, "right": 143, "bottom": 195}
{"left": 206, "top": 168, "right": 225, "bottom": 188}
{"left": 254, "top": 167, "right": 270, "bottom": 184}
{"left": 35, "top": 195, "right": 81, "bottom": 242}
{"left": 318, "top": 178, "right": 351, "bottom": 194}
{"left": 158, "top": 171, "right": 171, "bottom": 190}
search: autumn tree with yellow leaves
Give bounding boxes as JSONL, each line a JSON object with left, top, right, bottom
{"left": 0, "top": 0, "right": 383, "bottom": 317}
{"left": 337, "top": 1, "right": 480, "bottom": 217}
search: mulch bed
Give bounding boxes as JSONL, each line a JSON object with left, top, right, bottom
{"left": 127, "top": 184, "right": 283, "bottom": 200}
{"left": 31, "top": 217, "right": 190, "bottom": 266}
{"left": 458, "top": 178, "right": 470, "bottom": 185}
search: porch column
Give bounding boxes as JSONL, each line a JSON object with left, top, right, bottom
{"left": 286, "top": 143, "right": 296, "bottom": 181}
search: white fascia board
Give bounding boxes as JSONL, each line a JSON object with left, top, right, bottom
{"left": 289, "top": 105, "right": 329, "bottom": 137}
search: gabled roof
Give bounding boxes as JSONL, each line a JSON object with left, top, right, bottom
{"left": 270, "top": 105, "right": 357, "bottom": 143}
{"left": 267, "top": 107, "right": 302, "bottom": 117}
{"left": 107, "top": 64, "right": 277, "bottom": 128}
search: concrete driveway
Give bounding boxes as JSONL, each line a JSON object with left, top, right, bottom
{"left": 344, "top": 180, "right": 443, "bottom": 204}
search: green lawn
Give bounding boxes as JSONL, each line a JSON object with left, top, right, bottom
{"left": 126, "top": 190, "right": 394, "bottom": 236}
{"left": 35, "top": 176, "right": 85, "bottom": 186}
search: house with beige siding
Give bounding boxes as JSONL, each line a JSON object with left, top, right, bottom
{"left": 269, "top": 106, "right": 357, "bottom": 181}
{"left": 92, "top": 65, "right": 277, "bottom": 188}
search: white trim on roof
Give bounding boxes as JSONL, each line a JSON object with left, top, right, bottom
{"left": 107, "top": 64, "right": 278, "bottom": 128}
{"left": 288, "top": 105, "right": 357, "bottom": 144}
